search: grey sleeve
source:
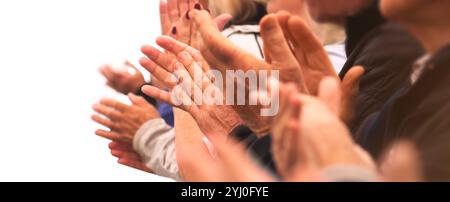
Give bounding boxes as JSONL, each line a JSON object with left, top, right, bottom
{"left": 133, "top": 118, "right": 180, "bottom": 180}
{"left": 320, "top": 165, "right": 378, "bottom": 182}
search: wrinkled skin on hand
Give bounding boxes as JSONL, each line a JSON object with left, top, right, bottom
{"left": 92, "top": 93, "right": 160, "bottom": 143}
{"left": 140, "top": 36, "right": 242, "bottom": 141}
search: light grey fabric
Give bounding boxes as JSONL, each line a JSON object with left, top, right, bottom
{"left": 320, "top": 165, "right": 378, "bottom": 182}
{"left": 133, "top": 118, "right": 179, "bottom": 180}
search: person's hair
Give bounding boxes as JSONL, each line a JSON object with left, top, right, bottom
{"left": 208, "top": 0, "right": 268, "bottom": 25}
{"left": 318, "top": 23, "right": 346, "bottom": 45}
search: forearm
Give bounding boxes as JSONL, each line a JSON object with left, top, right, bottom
{"left": 173, "top": 108, "right": 213, "bottom": 181}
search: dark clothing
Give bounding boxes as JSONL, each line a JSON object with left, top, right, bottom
{"left": 236, "top": 2, "right": 423, "bottom": 178}
{"left": 230, "top": 126, "right": 277, "bottom": 174}
{"left": 247, "top": 135, "right": 277, "bottom": 175}
{"left": 358, "top": 44, "right": 450, "bottom": 181}
{"left": 136, "top": 83, "right": 158, "bottom": 106}
{"left": 340, "top": 2, "right": 424, "bottom": 135}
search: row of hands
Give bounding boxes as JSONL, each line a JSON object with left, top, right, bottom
{"left": 93, "top": 0, "right": 422, "bottom": 181}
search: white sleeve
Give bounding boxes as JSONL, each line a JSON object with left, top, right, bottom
{"left": 133, "top": 118, "right": 180, "bottom": 180}
{"left": 324, "top": 43, "right": 348, "bottom": 74}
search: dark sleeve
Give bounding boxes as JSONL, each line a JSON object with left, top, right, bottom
{"left": 341, "top": 23, "right": 424, "bottom": 135}
{"left": 230, "top": 125, "right": 278, "bottom": 176}
{"left": 247, "top": 135, "right": 278, "bottom": 176}
{"left": 229, "top": 125, "right": 258, "bottom": 147}
{"left": 414, "top": 104, "right": 450, "bottom": 181}
{"left": 135, "top": 83, "right": 158, "bottom": 107}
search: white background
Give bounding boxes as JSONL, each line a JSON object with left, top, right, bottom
{"left": 0, "top": 0, "right": 172, "bottom": 181}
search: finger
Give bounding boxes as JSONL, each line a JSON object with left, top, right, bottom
{"left": 189, "top": 9, "right": 202, "bottom": 50}
{"left": 157, "top": 35, "right": 211, "bottom": 74}
{"left": 142, "top": 85, "right": 195, "bottom": 113}
{"left": 111, "top": 150, "right": 140, "bottom": 161}
{"left": 99, "top": 65, "right": 117, "bottom": 81}
{"left": 109, "top": 141, "right": 134, "bottom": 152}
{"left": 92, "top": 104, "right": 122, "bottom": 120}
{"left": 157, "top": 36, "right": 209, "bottom": 77}
{"left": 160, "top": 0, "right": 172, "bottom": 35}
{"left": 141, "top": 45, "right": 178, "bottom": 72}
{"left": 289, "top": 17, "right": 333, "bottom": 73}
{"left": 128, "top": 93, "right": 150, "bottom": 107}
{"left": 275, "top": 11, "right": 294, "bottom": 46}
{"left": 287, "top": 16, "right": 323, "bottom": 53}
{"left": 318, "top": 77, "right": 341, "bottom": 116}
{"left": 167, "top": 0, "right": 180, "bottom": 24}
{"left": 341, "top": 66, "right": 365, "bottom": 97}
{"left": 175, "top": 51, "right": 211, "bottom": 89}
{"left": 139, "top": 57, "right": 177, "bottom": 88}
{"left": 260, "top": 14, "right": 296, "bottom": 67}
{"left": 340, "top": 66, "right": 364, "bottom": 122}
{"left": 190, "top": 9, "right": 266, "bottom": 73}
{"left": 172, "top": 65, "right": 205, "bottom": 106}
{"left": 213, "top": 14, "right": 233, "bottom": 31}
{"left": 95, "top": 130, "right": 125, "bottom": 142}
{"left": 272, "top": 83, "right": 297, "bottom": 142}
{"left": 156, "top": 35, "right": 190, "bottom": 57}
{"left": 188, "top": 9, "right": 236, "bottom": 57}
{"left": 91, "top": 115, "right": 114, "bottom": 128}
{"left": 176, "top": 11, "right": 191, "bottom": 44}
{"left": 178, "top": 0, "right": 189, "bottom": 16}
{"left": 100, "top": 98, "right": 129, "bottom": 112}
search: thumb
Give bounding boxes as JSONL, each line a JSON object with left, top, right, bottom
{"left": 214, "top": 14, "right": 233, "bottom": 31}
{"left": 318, "top": 77, "right": 342, "bottom": 116}
{"left": 260, "top": 14, "right": 296, "bottom": 67}
{"left": 128, "top": 93, "right": 148, "bottom": 107}
{"left": 340, "top": 66, "right": 365, "bottom": 124}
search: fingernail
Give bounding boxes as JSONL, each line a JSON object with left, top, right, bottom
{"left": 185, "top": 10, "right": 191, "bottom": 20}
{"left": 194, "top": 3, "right": 201, "bottom": 10}
{"left": 171, "top": 26, "right": 177, "bottom": 35}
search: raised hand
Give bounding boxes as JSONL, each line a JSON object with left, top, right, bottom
{"left": 139, "top": 37, "right": 242, "bottom": 140}
{"left": 188, "top": 9, "right": 271, "bottom": 75}
{"left": 272, "top": 77, "right": 375, "bottom": 179}
{"left": 270, "top": 81, "right": 303, "bottom": 178}
{"left": 99, "top": 61, "right": 145, "bottom": 95}
{"left": 92, "top": 93, "right": 160, "bottom": 142}
{"left": 268, "top": 11, "right": 336, "bottom": 95}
